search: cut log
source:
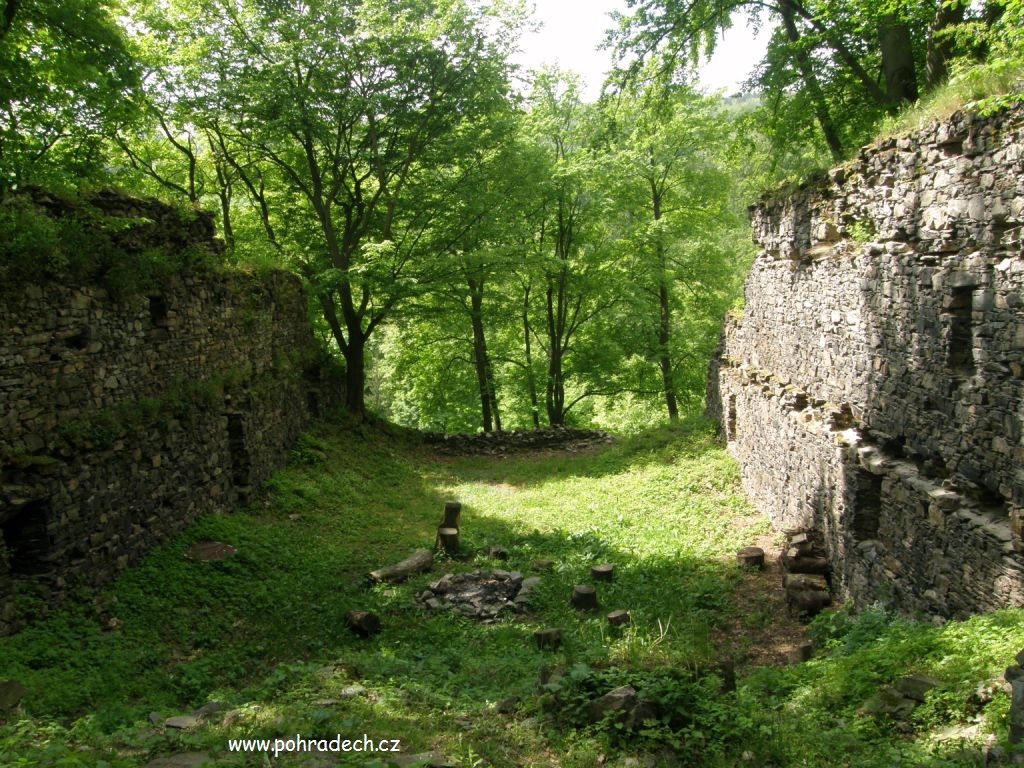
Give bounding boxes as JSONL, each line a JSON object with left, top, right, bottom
{"left": 345, "top": 610, "right": 381, "bottom": 638}
{"left": 570, "top": 584, "right": 599, "bottom": 611}
{"left": 736, "top": 546, "right": 765, "bottom": 569}
{"left": 783, "top": 573, "right": 828, "bottom": 592}
{"left": 786, "top": 588, "right": 831, "bottom": 618}
{"left": 441, "top": 501, "right": 462, "bottom": 530}
{"left": 533, "top": 628, "right": 562, "bottom": 650}
{"left": 607, "top": 609, "right": 631, "bottom": 627}
{"left": 787, "top": 556, "right": 829, "bottom": 575}
{"left": 368, "top": 548, "right": 434, "bottom": 584}
{"left": 436, "top": 526, "right": 460, "bottom": 556}
{"left": 591, "top": 564, "right": 615, "bottom": 582}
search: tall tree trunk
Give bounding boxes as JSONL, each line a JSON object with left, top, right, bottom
{"left": 468, "top": 276, "right": 495, "bottom": 433}
{"left": 649, "top": 172, "right": 678, "bottom": 422}
{"left": 658, "top": 279, "right": 678, "bottom": 422}
{"left": 522, "top": 283, "right": 541, "bottom": 429}
{"left": 780, "top": 0, "right": 844, "bottom": 160}
{"left": 545, "top": 273, "right": 567, "bottom": 427}
{"left": 343, "top": 329, "right": 366, "bottom": 414}
{"left": 926, "top": 1, "right": 966, "bottom": 89}
{"left": 879, "top": 16, "right": 919, "bottom": 104}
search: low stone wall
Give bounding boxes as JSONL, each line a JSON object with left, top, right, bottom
{"left": 708, "top": 104, "right": 1024, "bottom": 618}
{"left": 0, "top": 198, "right": 341, "bottom": 634}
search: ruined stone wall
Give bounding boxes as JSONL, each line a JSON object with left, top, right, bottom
{"left": 708, "top": 104, "right": 1024, "bottom": 618}
{"left": 0, "top": 201, "right": 340, "bottom": 634}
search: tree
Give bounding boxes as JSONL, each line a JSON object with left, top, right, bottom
{"left": 609, "top": 0, "right": 1003, "bottom": 158}
{"left": 0, "top": 0, "right": 140, "bottom": 188}
{"left": 136, "top": 0, "right": 519, "bottom": 415}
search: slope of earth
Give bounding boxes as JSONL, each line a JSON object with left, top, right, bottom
{"left": 0, "top": 416, "right": 1021, "bottom": 768}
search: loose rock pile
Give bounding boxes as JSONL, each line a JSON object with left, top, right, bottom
{"left": 424, "top": 427, "right": 612, "bottom": 455}
{"left": 417, "top": 570, "right": 540, "bottom": 622}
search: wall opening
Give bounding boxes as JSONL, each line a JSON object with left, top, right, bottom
{"left": 852, "top": 469, "right": 882, "bottom": 541}
{"left": 0, "top": 501, "right": 53, "bottom": 576}
{"left": 148, "top": 295, "right": 169, "bottom": 327}
{"left": 226, "top": 412, "right": 252, "bottom": 492}
{"left": 727, "top": 395, "right": 737, "bottom": 441}
{"left": 946, "top": 287, "right": 975, "bottom": 374}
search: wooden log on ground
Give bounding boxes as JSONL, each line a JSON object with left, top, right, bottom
{"left": 787, "top": 556, "right": 829, "bottom": 575}
{"left": 570, "top": 584, "right": 599, "bottom": 611}
{"left": 786, "top": 588, "right": 831, "bottom": 618}
{"left": 783, "top": 573, "right": 828, "bottom": 592}
{"left": 607, "top": 609, "right": 631, "bottom": 627}
{"left": 591, "top": 564, "right": 615, "bottom": 582}
{"left": 533, "top": 628, "right": 562, "bottom": 650}
{"left": 736, "top": 546, "right": 765, "bottom": 569}
{"left": 436, "top": 526, "right": 460, "bottom": 556}
{"left": 345, "top": 610, "right": 381, "bottom": 638}
{"left": 368, "top": 548, "right": 434, "bottom": 584}
{"left": 441, "top": 501, "right": 461, "bottom": 530}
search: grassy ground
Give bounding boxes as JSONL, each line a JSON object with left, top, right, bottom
{"left": 1, "top": 416, "right": 1023, "bottom": 767}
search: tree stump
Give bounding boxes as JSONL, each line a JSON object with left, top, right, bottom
{"left": 607, "top": 609, "right": 631, "bottom": 627}
{"left": 345, "top": 610, "right": 381, "bottom": 638}
{"left": 570, "top": 584, "right": 598, "bottom": 611}
{"left": 591, "top": 564, "right": 615, "bottom": 582}
{"left": 533, "top": 628, "right": 562, "bottom": 650}
{"left": 441, "top": 501, "right": 461, "bottom": 529}
{"left": 436, "top": 526, "right": 460, "bottom": 556}
{"left": 488, "top": 546, "right": 509, "bottom": 561}
{"left": 532, "top": 558, "right": 555, "bottom": 571}
{"left": 368, "top": 548, "right": 434, "bottom": 584}
{"left": 736, "top": 546, "right": 765, "bottom": 569}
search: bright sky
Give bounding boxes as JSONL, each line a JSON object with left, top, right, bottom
{"left": 510, "top": 0, "right": 773, "bottom": 100}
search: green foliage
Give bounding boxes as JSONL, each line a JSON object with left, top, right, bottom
{"left": 0, "top": 190, "right": 224, "bottom": 296}
{"left": 0, "top": 0, "right": 142, "bottom": 188}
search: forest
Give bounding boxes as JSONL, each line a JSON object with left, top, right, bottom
{"left": 3, "top": 0, "right": 1021, "bottom": 433}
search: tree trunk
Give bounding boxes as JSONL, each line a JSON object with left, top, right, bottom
{"left": 780, "top": 0, "right": 844, "bottom": 160}
{"left": 343, "top": 331, "right": 366, "bottom": 415}
{"left": 650, "top": 176, "right": 678, "bottom": 422}
{"left": 926, "top": 1, "right": 967, "bottom": 89}
{"left": 522, "top": 283, "right": 541, "bottom": 429}
{"left": 468, "top": 276, "right": 496, "bottom": 433}
{"left": 879, "top": 16, "right": 919, "bottom": 104}
{"left": 546, "top": 279, "right": 566, "bottom": 426}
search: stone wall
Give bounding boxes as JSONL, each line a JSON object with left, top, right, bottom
{"left": 0, "top": 196, "right": 340, "bottom": 634}
{"left": 708, "top": 104, "right": 1024, "bottom": 618}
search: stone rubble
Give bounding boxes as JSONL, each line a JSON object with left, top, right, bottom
{"left": 418, "top": 570, "right": 538, "bottom": 621}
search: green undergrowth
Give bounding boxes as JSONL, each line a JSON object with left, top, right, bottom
{"left": 1, "top": 417, "right": 1023, "bottom": 767}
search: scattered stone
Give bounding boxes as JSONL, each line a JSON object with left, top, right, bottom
{"left": 164, "top": 714, "right": 201, "bottom": 730}
{"left": 896, "top": 675, "right": 939, "bottom": 702}
{"left": 788, "top": 642, "right": 814, "bottom": 663}
{"left": 534, "top": 628, "right": 563, "bottom": 650}
{"left": 587, "top": 684, "right": 638, "bottom": 723}
{"left": 571, "top": 584, "right": 599, "bottom": 611}
{"left": 184, "top": 540, "right": 237, "bottom": 562}
{"left": 192, "top": 701, "right": 228, "bottom": 720}
{"left": 736, "top": 546, "right": 765, "bottom": 569}
{"left": 786, "top": 588, "right": 832, "bottom": 619}
{"left": 1006, "top": 658, "right": 1024, "bottom": 743}
{"left": 0, "top": 679, "right": 26, "bottom": 711}
{"left": 861, "top": 686, "right": 918, "bottom": 720}
{"left": 418, "top": 570, "right": 528, "bottom": 621}
{"left": 424, "top": 427, "right": 612, "bottom": 456}
{"left": 339, "top": 684, "right": 368, "bottom": 699}
{"left": 389, "top": 751, "right": 457, "bottom": 767}
{"left": 591, "top": 563, "right": 615, "bottom": 582}
{"left": 487, "top": 546, "right": 509, "bottom": 561}
{"left": 345, "top": 610, "right": 382, "bottom": 638}
{"left": 783, "top": 573, "right": 828, "bottom": 591}
{"left": 149, "top": 711, "right": 164, "bottom": 726}
{"left": 495, "top": 697, "right": 518, "bottom": 714}
{"left": 787, "top": 556, "right": 829, "bottom": 575}
{"left": 532, "top": 558, "right": 555, "bottom": 571}
{"left": 607, "top": 609, "right": 631, "bottom": 627}
{"left": 144, "top": 753, "right": 214, "bottom": 768}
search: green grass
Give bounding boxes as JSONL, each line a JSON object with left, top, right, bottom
{"left": 1, "top": 417, "right": 1023, "bottom": 767}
